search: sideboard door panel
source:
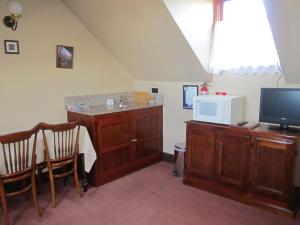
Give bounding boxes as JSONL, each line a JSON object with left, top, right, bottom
{"left": 250, "top": 136, "right": 295, "bottom": 201}
{"left": 96, "top": 116, "right": 134, "bottom": 172}
{"left": 135, "top": 110, "right": 162, "bottom": 160}
{"left": 215, "top": 129, "right": 251, "bottom": 189}
{"left": 186, "top": 124, "right": 215, "bottom": 180}
{"left": 97, "top": 117, "right": 133, "bottom": 152}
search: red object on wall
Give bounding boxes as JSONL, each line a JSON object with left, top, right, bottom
{"left": 200, "top": 81, "right": 210, "bottom": 95}
{"left": 200, "top": 86, "right": 209, "bottom": 95}
{"left": 215, "top": 92, "right": 227, "bottom": 95}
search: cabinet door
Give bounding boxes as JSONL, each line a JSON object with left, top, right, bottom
{"left": 97, "top": 115, "right": 134, "bottom": 171}
{"left": 250, "top": 136, "right": 296, "bottom": 201}
{"left": 135, "top": 109, "right": 162, "bottom": 160}
{"left": 215, "top": 129, "right": 251, "bottom": 189}
{"left": 186, "top": 124, "right": 215, "bottom": 180}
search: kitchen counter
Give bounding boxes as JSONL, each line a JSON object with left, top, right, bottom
{"left": 68, "top": 102, "right": 163, "bottom": 116}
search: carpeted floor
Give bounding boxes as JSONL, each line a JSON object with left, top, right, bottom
{"left": 4, "top": 162, "right": 300, "bottom": 225}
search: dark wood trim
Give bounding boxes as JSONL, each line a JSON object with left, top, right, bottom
{"left": 162, "top": 152, "right": 174, "bottom": 164}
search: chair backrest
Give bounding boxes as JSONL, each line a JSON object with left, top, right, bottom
{"left": 0, "top": 125, "right": 39, "bottom": 176}
{"left": 40, "top": 122, "right": 80, "bottom": 160}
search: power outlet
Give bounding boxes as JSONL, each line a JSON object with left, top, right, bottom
{"left": 152, "top": 88, "right": 158, "bottom": 93}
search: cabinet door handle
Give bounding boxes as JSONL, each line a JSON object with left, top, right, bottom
{"left": 131, "top": 139, "right": 138, "bottom": 143}
{"left": 256, "top": 137, "right": 294, "bottom": 145}
{"left": 256, "top": 149, "right": 260, "bottom": 156}
{"left": 245, "top": 135, "right": 251, "bottom": 140}
{"left": 219, "top": 143, "right": 223, "bottom": 151}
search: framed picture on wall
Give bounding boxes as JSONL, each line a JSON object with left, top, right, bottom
{"left": 56, "top": 45, "right": 74, "bottom": 69}
{"left": 183, "top": 85, "right": 198, "bottom": 109}
{"left": 4, "top": 40, "right": 19, "bottom": 54}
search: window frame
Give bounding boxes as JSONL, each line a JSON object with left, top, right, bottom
{"left": 213, "top": 0, "right": 232, "bottom": 22}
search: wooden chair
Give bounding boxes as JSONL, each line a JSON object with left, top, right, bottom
{"left": 40, "top": 122, "right": 83, "bottom": 208}
{"left": 0, "top": 125, "right": 43, "bottom": 225}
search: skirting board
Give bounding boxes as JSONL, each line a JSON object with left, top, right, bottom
{"left": 162, "top": 152, "right": 174, "bottom": 164}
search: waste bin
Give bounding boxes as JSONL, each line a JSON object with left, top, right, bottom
{"left": 173, "top": 143, "right": 186, "bottom": 177}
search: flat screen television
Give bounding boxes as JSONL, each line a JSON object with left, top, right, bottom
{"left": 259, "top": 88, "right": 300, "bottom": 131}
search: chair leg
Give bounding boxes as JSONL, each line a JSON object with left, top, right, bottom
{"left": 31, "top": 173, "right": 43, "bottom": 217}
{"left": 0, "top": 182, "right": 9, "bottom": 225}
{"left": 37, "top": 165, "right": 43, "bottom": 195}
{"left": 73, "top": 165, "right": 83, "bottom": 197}
{"left": 48, "top": 169, "right": 57, "bottom": 208}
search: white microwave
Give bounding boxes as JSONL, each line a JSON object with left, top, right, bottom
{"left": 193, "top": 95, "right": 244, "bottom": 125}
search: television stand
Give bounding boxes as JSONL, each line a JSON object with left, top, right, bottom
{"left": 185, "top": 121, "right": 300, "bottom": 217}
{"left": 268, "top": 124, "right": 300, "bottom": 134}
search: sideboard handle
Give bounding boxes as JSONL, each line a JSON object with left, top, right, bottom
{"left": 245, "top": 135, "right": 251, "bottom": 140}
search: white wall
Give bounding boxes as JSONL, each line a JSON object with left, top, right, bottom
{"left": 263, "top": 0, "right": 300, "bottom": 83}
{"left": 163, "top": 0, "right": 213, "bottom": 70}
{"left": 0, "top": 0, "right": 133, "bottom": 134}
{"left": 135, "top": 80, "right": 194, "bottom": 154}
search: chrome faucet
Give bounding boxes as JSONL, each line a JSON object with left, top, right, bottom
{"left": 119, "top": 97, "right": 124, "bottom": 108}
{"left": 115, "top": 96, "right": 124, "bottom": 108}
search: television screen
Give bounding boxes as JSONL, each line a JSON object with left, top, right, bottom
{"left": 259, "top": 88, "right": 300, "bottom": 128}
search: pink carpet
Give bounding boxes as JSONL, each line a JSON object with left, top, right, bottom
{"left": 4, "top": 162, "right": 300, "bottom": 225}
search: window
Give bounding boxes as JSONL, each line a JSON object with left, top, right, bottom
{"left": 209, "top": 0, "right": 281, "bottom": 75}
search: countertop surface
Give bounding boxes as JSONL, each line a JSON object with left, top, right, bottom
{"left": 68, "top": 102, "right": 163, "bottom": 116}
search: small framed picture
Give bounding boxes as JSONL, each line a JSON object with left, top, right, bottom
{"left": 183, "top": 85, "right": 198, "bottom": 109}
{"left": 4, "top": 40, "right": 19, "bottom": 54}
{"left": 56, "top": 45, "right": 74, "bottom": 69}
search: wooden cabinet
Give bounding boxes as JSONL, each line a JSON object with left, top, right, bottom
{"left": 250, "top": 135, "right": 296, "bottom": 202}
{"left": 184, "top": 121, "right": 299, "bottom": 217}
{"left": 67, "top": 106, "right": 163, "bottom": 186}
{"left": 215, "top": 129, "right": 251, "bottom": 189}
{"left": 186, "top": 124, "right": 215, "bottom": 180}
{"left": 96, "top": 115, "right": 134, "bottom": 171}
{"left": 135, "top": 110, "right": 161, "bottom": 160}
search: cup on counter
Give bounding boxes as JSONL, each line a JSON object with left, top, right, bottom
{"left": 106, "top": 99, "right": 114, "bottom": 106}
{"left": 149, "top": 99, "right": 155, "bottom": 105}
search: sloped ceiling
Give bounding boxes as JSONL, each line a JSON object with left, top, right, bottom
{"left": 163, "top": 0, "right": 213, "bottom": 71}
{"left": 63, "top": 0, "right": 211, "bottom": 82}
{"left": 264, "top": 0, "right": 300, "bottom": 83}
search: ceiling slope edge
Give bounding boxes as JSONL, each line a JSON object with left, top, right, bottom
{"left": 63, "top": 0, "right": 211, "bottom": 82}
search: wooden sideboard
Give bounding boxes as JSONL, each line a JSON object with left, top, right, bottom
{"left": 184, "top": 121, "right": 299, "bottom": 217}
{"left": 67, "top": 106, "right": 163, "bottom": 186}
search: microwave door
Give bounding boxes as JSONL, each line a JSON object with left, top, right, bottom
{"left": 196, "top": 99, "right": 223, "bottom": 123}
